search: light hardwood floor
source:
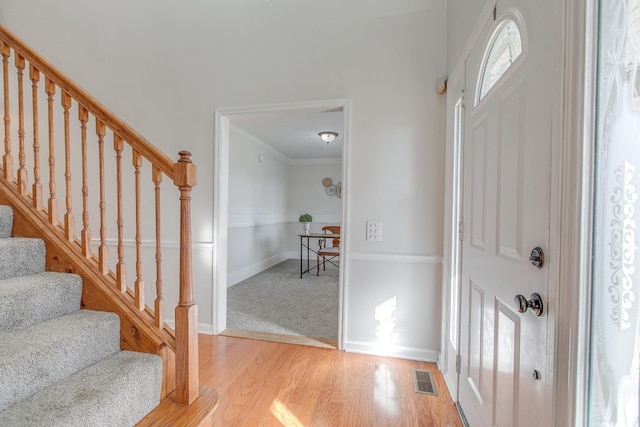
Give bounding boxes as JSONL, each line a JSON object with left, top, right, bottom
{"left": 199, "top": 334, "right": 462, "bottom": 426}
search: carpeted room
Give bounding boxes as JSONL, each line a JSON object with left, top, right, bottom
{"left": 227, "top": 259, "right": 339, "bottom": 342}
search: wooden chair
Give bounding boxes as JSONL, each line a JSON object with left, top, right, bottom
{"left": 317, "top": 226, "right": 340, "bottom": 276}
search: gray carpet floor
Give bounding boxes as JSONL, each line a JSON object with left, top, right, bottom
{"left": 227, "top": 259, "right": 339, "bottom": 340}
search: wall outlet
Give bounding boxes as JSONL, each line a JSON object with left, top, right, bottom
{"left": 366, "top": 221, "right": 382, "bottom": 241}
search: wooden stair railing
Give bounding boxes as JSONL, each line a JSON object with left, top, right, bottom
{"left": 0, "top": 26, "right": 200, "bottom": 406}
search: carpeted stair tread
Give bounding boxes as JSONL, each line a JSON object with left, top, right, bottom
{"left": 0, "top": 309, "right": 120, "bottom": 411}
{"left": 0, "top": 237, "right": 45, "bottom": 280}
{"left": 0, "top": 205, "right": 163, "bottom": 424}
{"left": 0, "top": 272, "right": 82, "bottom": 333}
{"left": 0, "top": 205, "right": 12, "bottom": 238}
{"left": 0, "top": 350, "right": 163, "bottom": 427}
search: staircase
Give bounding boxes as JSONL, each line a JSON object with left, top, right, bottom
{"left": 0, "top": 204, "right": 162, "bottom": 426}
{"left": 0, "top": 24, "right": 218, "bottom": 425}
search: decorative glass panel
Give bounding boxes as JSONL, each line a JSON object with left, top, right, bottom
{"left": 477, "top": 19, "right": 523, "bottom": 102}
{"left": 449, "top": 96, "right": 463, "bottom": 351}
{"left": 589, "top": 0, "right": 640, "bottom": 425}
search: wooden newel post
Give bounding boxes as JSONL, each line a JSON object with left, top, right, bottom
{"left": 173, "top": 151, "right": 199, "bottom": 406}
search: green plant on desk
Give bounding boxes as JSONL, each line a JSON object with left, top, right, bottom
{"left": 299, "top": 213, "right": 312, "bottom": 234}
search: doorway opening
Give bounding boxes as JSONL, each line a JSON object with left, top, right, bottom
{"left": 213, "top": 99, "right": 350, "bottom": 349}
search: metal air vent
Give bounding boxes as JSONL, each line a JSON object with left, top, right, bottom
{"left": 412, "top": 369, "right": 438, "bottom": 395}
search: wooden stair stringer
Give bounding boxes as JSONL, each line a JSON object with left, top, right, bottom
{"left": 0, "top": 177, "right": 177, "bottom": 398}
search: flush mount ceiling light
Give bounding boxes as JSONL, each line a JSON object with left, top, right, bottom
{"left": 318, "top": 131, "right": 338, "bottom": 144}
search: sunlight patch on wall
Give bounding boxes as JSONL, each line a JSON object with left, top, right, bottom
{"left": 375, "top": 296, "right": 397, "bottom": 354}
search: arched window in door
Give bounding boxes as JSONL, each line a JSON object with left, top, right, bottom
{"left": 477, "top": 18, "right": 524, "bottom": 103}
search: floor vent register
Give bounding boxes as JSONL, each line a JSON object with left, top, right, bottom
{"left": 412, "top": 369, "right": 438, "bottom": 395}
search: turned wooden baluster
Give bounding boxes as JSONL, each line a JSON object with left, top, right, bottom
{"left": 79, "top": 106, "right": 91, "bottom": 257}
{"left": 2, "top": 42, "right": 12, "bottom": 180}
{"left": 62, "top": 91, "right": 74, "bottom": 241}
{"left": 96, "top": 119, "right": 108, "bottom": 274}
{"left": 133, "top": 149, "right": 144, "bottom": 310}
{"left": 153, "top": 166, "right": 164, "bottom": 329}
{"left": 30, "top": 65, "right": 43, "bottom": 210}
{"left": 114, "top": 135, "right": 126, "bottom": 292}
{"left": 15, "top": 54, "right": 27, "bottom": 195}
{"left": 45, "top": 77, "right": 58, "bottom": 226}
{"left": 174, "top": 151, "right": 199, "bottom": 406}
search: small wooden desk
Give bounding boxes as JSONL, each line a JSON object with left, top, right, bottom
{"left": 299, "top": 233, "right": 340, "bottom": 278}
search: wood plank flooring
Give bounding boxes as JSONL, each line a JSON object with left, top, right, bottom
{"left": 199, "top": 334, "right": 462, "bottom": 426}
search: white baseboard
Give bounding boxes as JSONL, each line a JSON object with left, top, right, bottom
{"left": 196, "top": 323, "right": 215, "bottom": 335}
{"left": 227, "top": 252, "right": 290, "bottom": 287}
{"left": 343, "top": 340, "right": 439, "bottom": 362}
{"left": 164, "top": 320, "right": 215, "bottom": 335}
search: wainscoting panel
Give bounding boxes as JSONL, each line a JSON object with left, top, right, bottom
{"left": 343, "top": 255, "right": 442, "bottom": 361}
{"left": 227, "top": 209, "right": 342, "bottom": 287}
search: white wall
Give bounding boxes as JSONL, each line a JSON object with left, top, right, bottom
{"left": 228, "top": 132, "right": 289, "bottom": 212}
{"left": 227, "top": 131, "right": 290, "bottom": 285}
{"left": 447, "top": 0, "right": 490, "bottom": 72}
{"left": 286, "top": 162, "right": 342, "bottom": 252}
{"left": 0, "top": 0, "right": 447, "bottom": 361}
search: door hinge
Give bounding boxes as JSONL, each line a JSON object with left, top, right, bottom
{"left": 456, "top": 355, "right": 461, "bottom": 373}
{"left": 458, "top": 221, "right": 464, "bottom": 241}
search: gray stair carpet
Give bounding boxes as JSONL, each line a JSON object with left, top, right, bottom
{"left": 0, "top": 272, "right": 82, "bottom": 333}
{"left": 0, "top": 205, "right": 162, "bottom": 426}
{"left": 0, "top": 205, "right": 12, "bottom": 238}
{"left": 0, "top": 237, "right": 45, "bottom": 280}
{"left": 0, "top": 351, "right": 162, "bottom": 427}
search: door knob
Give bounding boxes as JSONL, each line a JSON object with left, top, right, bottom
{"left": 514, "top": 293, "right": 544, "bottom": 316}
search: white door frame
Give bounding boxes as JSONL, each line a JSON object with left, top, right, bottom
{"left": 212, "top": 98, "right": 351, "bottom": 350}
{"left": 554, "top": 0, "right": 600, "bottom": 424}
{"left": 442, "top": 0, "right": 594, "bottom": 424}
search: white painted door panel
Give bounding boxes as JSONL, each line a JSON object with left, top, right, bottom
{"left": 457, "top": 3, "right": 556, "bottom": 426}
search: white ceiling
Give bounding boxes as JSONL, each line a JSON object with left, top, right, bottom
{"left": 231, "top": 109, "right": 344, "bottom": 162}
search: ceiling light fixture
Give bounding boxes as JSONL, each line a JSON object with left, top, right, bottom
{"left": 318, "top": 131, "right": 338, "bottom": 144}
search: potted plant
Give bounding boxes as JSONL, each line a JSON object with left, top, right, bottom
{"left": 299, "top": 213, "right": 312, "bottom": 234}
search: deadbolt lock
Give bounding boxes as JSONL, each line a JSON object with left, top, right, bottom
{"left": 529, "top": 247, "right": 545, "bottom": 269}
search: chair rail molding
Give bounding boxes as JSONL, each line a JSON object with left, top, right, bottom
{"left": 349, "top": 252, "right": 442, "bottom": 264}
{"left": 227, "top": 209, "right": 341, "bottom": 229}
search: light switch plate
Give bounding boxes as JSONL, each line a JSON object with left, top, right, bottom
{"left": 366, "top": 221, "right": 382, "bottom": 241}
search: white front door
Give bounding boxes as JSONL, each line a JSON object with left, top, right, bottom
{"left": 457, "top": 3, "right": 558, "bottom": 426}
